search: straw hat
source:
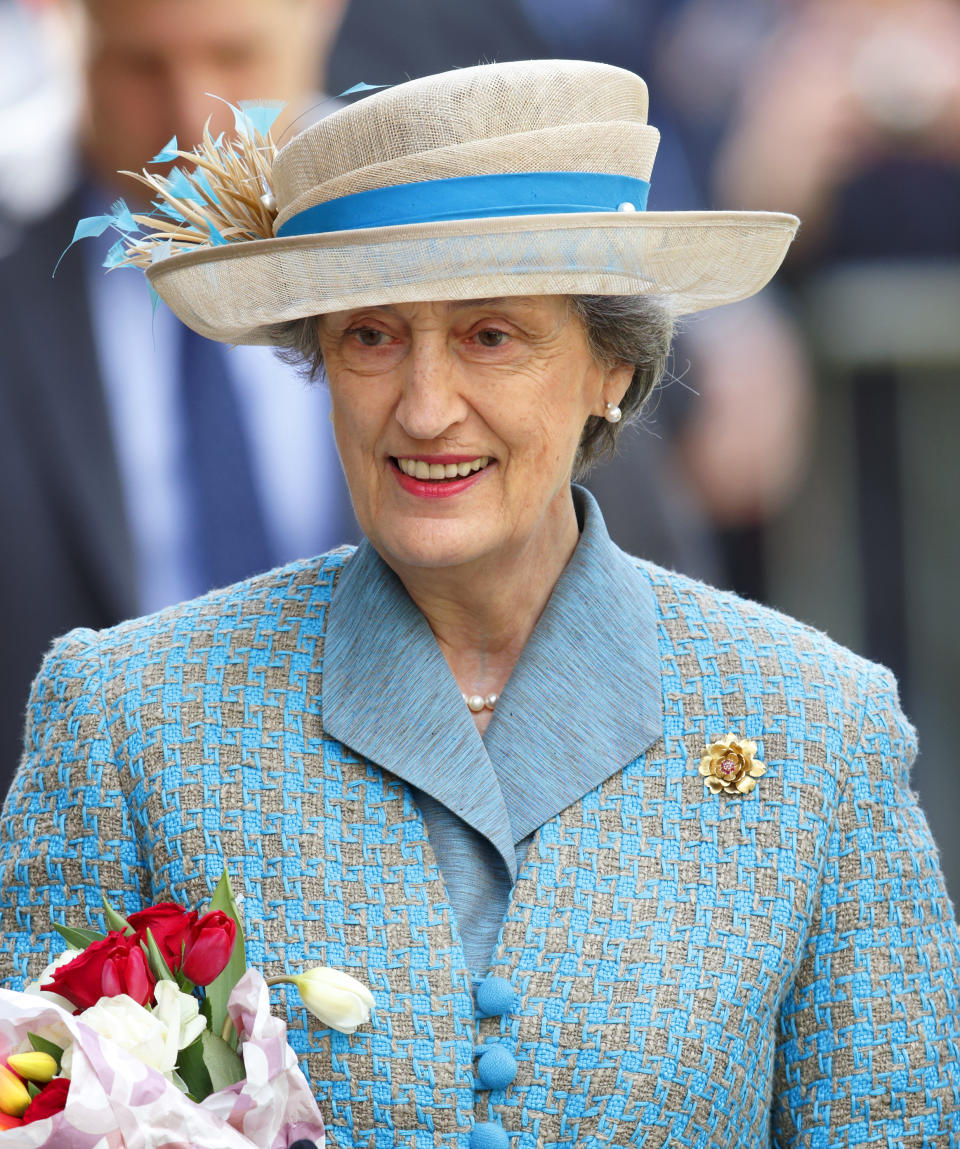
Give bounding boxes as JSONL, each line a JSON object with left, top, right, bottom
{"left": 143, "top": 59, "right": 799, "bottom": 345}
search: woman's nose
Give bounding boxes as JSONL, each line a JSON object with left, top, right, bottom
{"left": 395, "top": 340, "right": 468, "bottom": 440}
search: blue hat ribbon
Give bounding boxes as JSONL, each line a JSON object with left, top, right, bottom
{"left": 275, "top": 171, "right": 650, "bottom": 237}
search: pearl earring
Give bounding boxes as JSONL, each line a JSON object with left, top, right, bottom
{"left": 604, "top": 402, "right": 622, "bottom": 424}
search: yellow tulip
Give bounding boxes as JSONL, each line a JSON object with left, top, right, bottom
{"left": 6, "top": 1052, "right": 57, "bottom": 1084}
{"left": 0, "top": 1063, "right": 31, "bottom": 1117}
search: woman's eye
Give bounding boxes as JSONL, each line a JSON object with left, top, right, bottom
{"left": 347, "top": 327, "right": 389, "bottom": 347}
{"left": 474, "top": 328, "right": 509, "bottom": 348}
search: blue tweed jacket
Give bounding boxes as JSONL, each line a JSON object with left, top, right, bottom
{"left": 0, "top": 540, "right": 958, "bottom": 1148}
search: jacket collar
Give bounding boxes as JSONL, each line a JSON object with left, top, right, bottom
{"left": 322, "top": 486, "right": 662, "bottom": 879}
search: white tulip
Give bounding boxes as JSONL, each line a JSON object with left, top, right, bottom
{"left": 270, "top": 967, "right": 375, "bottom": 1034}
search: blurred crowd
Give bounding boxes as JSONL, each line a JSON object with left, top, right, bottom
{"left": 1, "top": 0, "right": 958, "bottom": 904}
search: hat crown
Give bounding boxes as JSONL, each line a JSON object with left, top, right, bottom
{"left": 273, "top": 59, "right": 655, "bottom": 230}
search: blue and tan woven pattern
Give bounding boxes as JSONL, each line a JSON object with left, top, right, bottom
{"left": 0, "top": 550, "right": 957, "bottom": 1147}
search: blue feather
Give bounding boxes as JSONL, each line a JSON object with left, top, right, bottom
{"left": 337, "top": 81, "right": 389, "bottom": 98}
{"left": 71, "top": 214, "right": 114, "bottom": 241}
{"left": 189, "top": 167, "right": 219, "bottom": 204}
{"left": 151, "top": 136, "right": 180, "bottom": 163}
{"left": 204, "top": 93, "right": 284, "bottom": 138}
{"left": 110, "top": 199, "right": 139, "bottom": 234}
{"left": 102, "top": 239, "right": 128, "bottom": 269}
{"left": 166, "top": 167, "right": 198, "bottom": 201}
{"left": 237, "top": 99, "right": 285, "bottom": 137}
{"left": 52, "top": 214, "right": 114, "bottom": 276}
{"left": 153, "top": 197, "right": 186, "bottom": 223}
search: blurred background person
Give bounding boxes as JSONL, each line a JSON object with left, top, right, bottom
{"left": 0, "top": 0, "right": 357, "bottom": 795}
{"left": 713, "top": 0, "right": 960, "bottom": 901}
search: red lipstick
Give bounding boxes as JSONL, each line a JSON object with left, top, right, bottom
{"left": 390, "top": 457, "right": 493, "bottom": 499}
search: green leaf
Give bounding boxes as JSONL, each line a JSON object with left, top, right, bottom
{"left": 176, "top": 1035, "right": 213, "bottom": 1102}
{"left": 102, "top": 896, "right": 134, "bottom": 936}
{"left": 198, "top": 1028, "right": 244, "bottom": 1092}
{"left": 27, "top": 1082, "right": 41, "bottom": 1100}
{"left": 142, "top": 927, "right": 176, "bottom": 982}
{"left": 52, "top": 922, "right": 106, "bottom": 950}
{"left": 204, "top": 871, "right": 246, "bottom": 1048}
{"left": 27, "top": 1033, "right": 63, "bottom": 1072}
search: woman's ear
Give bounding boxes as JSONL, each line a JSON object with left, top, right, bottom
{"left": 598, "top": 361, "right": 634, "bottom": 417}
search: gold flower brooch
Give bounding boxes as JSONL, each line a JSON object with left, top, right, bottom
{"left": 699, "top": 734, "right": 766, "bottom": 795}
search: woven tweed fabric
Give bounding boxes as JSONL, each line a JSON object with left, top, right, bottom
{"left": 0, "top": 553, "right": 958, "bottom": 1147}
{"left": 145, "top": 60, "right": 799, "bottom": 344}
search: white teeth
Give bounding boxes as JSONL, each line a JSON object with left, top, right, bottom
{"left": 396, "top": 456, "right": 491, "bottom": 479}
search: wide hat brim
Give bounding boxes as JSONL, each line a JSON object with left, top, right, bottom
{"left": 147, "top": 208, "right": 799, "bottom": 346}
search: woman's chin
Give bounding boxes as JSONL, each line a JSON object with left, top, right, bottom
{"left": 372, "top": 519, "right": 497, "bottom": 574}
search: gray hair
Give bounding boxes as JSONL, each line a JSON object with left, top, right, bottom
{"left": 269, "top": 294, "right": 674, "bottom": 478}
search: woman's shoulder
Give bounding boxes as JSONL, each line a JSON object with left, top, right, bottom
{"left": 637, "top": 556, "right": 878, "bottom": 679}
{"left": 631, "top": 558, "right": 911, "bottom": 752}
{"left": 43, "top": 547, "right": 358, "bottom": 672}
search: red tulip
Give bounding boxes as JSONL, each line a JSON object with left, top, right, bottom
{"left": 44, "top": 931, "right": 156, "bottom": 1010}
{"left": 21, "top": 1078, "right": 70, "bottom": 1124}
{"left": 127, "top": 902, "right": 198, "bottom": 971}
{"left": 100, "top": 940, "right": 153, "bottom": 1004}
{"left": 180, "top": 911, "right": 237, "bottom": 985}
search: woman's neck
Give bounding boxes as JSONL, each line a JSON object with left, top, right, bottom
{"left": 394, "top": 500, "right": 580, "bottom": 732}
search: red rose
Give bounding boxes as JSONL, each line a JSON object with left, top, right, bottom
{"left": 126, "top": 902, "right": 198, "bottom": 971}
{"left": 180, "top": 911, "right": 237, "bottom": 985}
{"left": 21, "top": 1077, "right": 70, "bottom": 1124}
{"left": 44, "top": 932, "right": 155, "bottom": 1010}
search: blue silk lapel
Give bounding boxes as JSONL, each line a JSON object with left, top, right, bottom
{"left": 322, "top": 540, "right": 518, "bottom": 879}
{"left": 483, "top": 488, "right": 663, "bottom": 842}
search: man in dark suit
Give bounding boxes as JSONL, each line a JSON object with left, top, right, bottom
{"left": 0, "top": 0, "right": 355, "bottom": 793}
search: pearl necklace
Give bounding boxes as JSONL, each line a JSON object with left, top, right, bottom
{"left": 462, "top": 692, "right": 498, "bottom": 713}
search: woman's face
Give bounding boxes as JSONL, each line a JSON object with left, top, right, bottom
{"left": 317, "top": 296, "right": 631, "bottom": 578}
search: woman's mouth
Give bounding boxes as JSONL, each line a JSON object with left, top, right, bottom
{"left": 395, "top": 456, "right": 491, "bottom": 480}
{"left": 390, "top": 455, "right": 494, "bottom": 498}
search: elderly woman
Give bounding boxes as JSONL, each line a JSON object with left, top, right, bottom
{"left": 0, "top": 60, "right": 958, "bottom": 1148}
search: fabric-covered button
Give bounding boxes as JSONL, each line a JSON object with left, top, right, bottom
{"left": 477, "top": 1044, "right": 518, "bottom": 1090}
{"left": 470, "top": 1121, "right": 509, "bottom": 1149}
{"left": 476, "top": 975, "right": 516, "bottom": 1016}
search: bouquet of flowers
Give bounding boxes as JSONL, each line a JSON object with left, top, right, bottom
{"left": 0, "top": 873, "right": 373, "bottom": 1148}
